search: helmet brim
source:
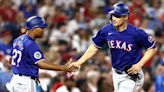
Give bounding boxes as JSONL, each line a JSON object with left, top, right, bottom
{"left": 108, "top": 9, "right": 130, "bottom": 16}
{"left": 26, "top": 23, "right": 48, "bottom": 30}
{"left": 40, "top": 23, "right": 48, "bottom": 28}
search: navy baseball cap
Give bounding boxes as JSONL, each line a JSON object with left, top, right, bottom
{"left": 25, "top": 16, "right": 48, "bottom": 30}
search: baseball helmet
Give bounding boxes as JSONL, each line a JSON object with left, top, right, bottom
{"left": 25, "top": 16, "right": 47, "bottom": 30}
{"left": 108, "top": 3, "right": 130, "bottom": 16}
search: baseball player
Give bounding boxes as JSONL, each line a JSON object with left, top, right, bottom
{"left": 8, "top": 16, "right": 74, "bottom": 92}
{"left": 69, "top": 3, "right": 157, "bottom": 92}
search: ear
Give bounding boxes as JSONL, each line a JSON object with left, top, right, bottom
{"left": 33, "top": 28, "right": 39, "bottom": 32}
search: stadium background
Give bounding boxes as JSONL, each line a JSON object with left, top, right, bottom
{"left": 0, "top": 0, "right": 164, "bottom": 92}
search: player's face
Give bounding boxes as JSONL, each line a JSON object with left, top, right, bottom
{"left": 34, "top": 28, "right": 45, "bottom": 38}
{"left": 111, "top": 14, "right": 128, "bottom": 27}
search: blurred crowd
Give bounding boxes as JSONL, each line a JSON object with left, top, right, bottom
{"left": 0, "top": 0, "right": 164, "bottom": 92}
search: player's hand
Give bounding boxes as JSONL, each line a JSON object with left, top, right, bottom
{"left": 64, "top": 59, "right": 79, "bottom": 72}
{"left": 68, "top": 60, "right": 81, "bottom": 72}
{"left": 127, "top": 64, "right": 141, "bottom": 74}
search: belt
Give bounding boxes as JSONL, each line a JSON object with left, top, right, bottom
{"left": 18, "top": 74, "right": 38, "bottom": 80}
{"left": 113, "top": 68, "right": 123, "bottom": 74}
{"left": 18, "top": 74, "right": 40, "bottom": 84}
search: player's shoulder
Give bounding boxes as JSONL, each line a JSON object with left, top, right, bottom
{"left": 14, "top": 34, "right": 36, "bottom": 46}
{"left": 128, "top": 24, "right": 146, "bottom": 34}
{"left": 15, "top": 34, "right": 27, "bottom": 40}
{"left": 100, "top": 23, "right": 113, "bottom": 32}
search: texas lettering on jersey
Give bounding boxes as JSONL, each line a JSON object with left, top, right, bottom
{"left": 107, "top": 40, "right": 133, "bottom": 51}
{"left": 92, "top": 23, "right": 156, "bottom": 72}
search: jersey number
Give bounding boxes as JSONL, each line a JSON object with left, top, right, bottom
{"left": 11, "top": 49, "right": 22, "bottom": 67}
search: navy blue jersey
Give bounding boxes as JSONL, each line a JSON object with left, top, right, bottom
{"left": 92, "top": 23, "right": 156, "bottom": 72}
{"left": 11, "top": 34, "right": 45, "bottom": 77}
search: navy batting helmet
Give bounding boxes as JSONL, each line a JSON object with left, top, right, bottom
{"left": 109, "top": 3, "right": 130, "bottom": 16}
{"left": 25, "top": 16, "right": 47, "bottom": 30}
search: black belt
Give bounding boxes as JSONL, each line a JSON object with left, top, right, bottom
{"left": 18, "top": 74, "right": 40, "bottom": 84}
{"left": 18, "top": 74, "right": 38, "bottom": 80}
{"left": 114, "top": 69, "right": 123, "bottom": 74}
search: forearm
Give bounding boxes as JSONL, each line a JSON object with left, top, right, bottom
{"left": 36, "top": 59, "right": 65, "bottom": 71}
{"left": 77, "top": 44, "right": 99, "bottom": 65}
{"left": 137, "top": 47, "right": 157, "bottom": 67}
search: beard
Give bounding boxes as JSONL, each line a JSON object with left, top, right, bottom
{"left": 35, "top": 33, "right": 43, "bottom": 38}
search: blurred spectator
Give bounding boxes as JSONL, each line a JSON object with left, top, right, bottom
{"left": 146, "top": 0, "right": 164, "bottom": 19}
{"left": 91, "top": 0, "right": 105, "bottom": 9}
{"left": 61, "top": 48, "right": 79, "bottom": 65}
{"left": 90, "top": 7, "right": 106, "bottom": 33}
{"left": 0, "top": 31, "right": 12, "bottom": 55}
{"left": 72, "top": 28, "right": 91, "bottom": 53}
{"left": 141, "top": 68, "right": 154, "bottom": 92}
{"left": 97, "top": 75, "right": 113, "bottom": 92}
{"left": 129, "top": 0, "right": 146, "bottom": 26}
{"left": 15, "top": 12, "right": 26, "bottom": 27}
{"left": 56, "top": 40, "right": 70, "bottom": 55}
{"left": 87, "top": 70, "right": 100, "bottom": 92}
{"left": 140, "top": 17, "right": 156, "bottom": 73}
{"left": 92, "top": 51, "right": 111, "bottom": 73}
{"left": 19, "top": 0, "right": 37, "bottom": 18}
{"left": 0, "top": 58, "right": 13, "bottom": 92}
{"left": 146, "top": 9, "right": 163, "bottom": 33}
{"left": 140, "top": 16, "right": 154, "bottom": 36}
{"left": 0, "top": 52, "right": 5, "bottom": 71}
{"left": 56, "top": 75, "right": 80, "bottom": 92}
{"left": 53, "top": 7, "right": 68, "bottom": 24}
{"left": 67, "top": 11, "right": 82, "bottom": 35}
{"left": 48, "top": 72, "right": 63, "bottom": 92}
{"left": 1, "top": 22, "right": 21, "bottom": 39}
{"left": 155, "top": 45, "right": 164, "bottom": 92}
{"left": 0, "top": 16, "right": 3, "bottom": 30}
{"left": 49, "top": 23, "right": 71, "bottom": 44}
{"left": 145, "top": 0, "right": 163, "bottom": 34}
{"left": 38, "top": 0, "right": 55, "bottom": 17}
{"left": 54, "top": 0, "right": 76, "bottom": 10}
{"left": 0, "top": 0, "right": 17, "bottom": 22}
{"left": 76, "top": 78, "right": 91, "bottom": 92}
{"left": 41, "top": 15, "right": 55, "bottom": 47}
{"left": 103, "top": 0, "right": 117, "bottom": 14}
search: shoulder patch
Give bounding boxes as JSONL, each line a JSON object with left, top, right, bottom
{"left": 148, "top": 36, "right": 154, "bottom": 43}
{"left": 34, "top": 51, "right": 42, "bottom": 59}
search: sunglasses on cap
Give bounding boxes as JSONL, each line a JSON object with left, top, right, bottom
{"left": 112, "top": 14, "right": 126, "bottom": 18}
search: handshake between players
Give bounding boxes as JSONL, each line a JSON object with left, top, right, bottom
{"left": 64, "top": 59, "right": 80, "bottom": 72}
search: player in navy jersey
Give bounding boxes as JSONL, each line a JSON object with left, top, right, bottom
{"left": 69, "top": 3, "right": 157, "bottom": 92}
{"left": 8, "top": 16, "right": 74, "bottom": 92}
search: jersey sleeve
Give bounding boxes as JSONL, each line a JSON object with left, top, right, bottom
{"left": 27, "top": 42, "right": 45, "bottom": 64}
{"left": 136, "top": 29, "right": 156, "bottom": 49}
{"left": 92, "top": 29, "right": 106, "bottom": 48}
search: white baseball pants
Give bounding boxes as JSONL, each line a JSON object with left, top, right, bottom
{"left": 112, "top": 68, "right": 144, "bottom": 92}
{"left": 7, "top": 74, "right": 37, "bottom": 92}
